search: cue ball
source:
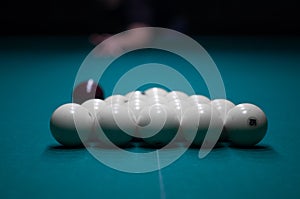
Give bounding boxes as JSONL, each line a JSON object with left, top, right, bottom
{"left": 225, "top": 103, "right": 268, "bottom": 147}
{"left": 50, "top": 103, "right": 94, "bottom": 147}
{"left": 72, "top": 79, "right": 104, "bottom": 104}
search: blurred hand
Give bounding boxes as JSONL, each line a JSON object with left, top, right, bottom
{"left": 89, "top": 33, "right": 111, "bottom": 46}
{"left": 90, "top": 23, "right": 152, "bottom": 57}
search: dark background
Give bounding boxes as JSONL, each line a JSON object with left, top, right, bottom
{"left": 1, "top": 0, "right": 299, "bottom": 35}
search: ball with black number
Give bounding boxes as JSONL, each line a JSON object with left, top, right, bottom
{"left": 225, "top": 103, "right": 268, "bottom": 147}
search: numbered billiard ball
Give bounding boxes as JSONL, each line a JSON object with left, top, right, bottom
{"left": 225, "top": 103, "right": 268, "bottom": 147}
{"left": 72, "top": 79, "right": 104, "bottom": 104}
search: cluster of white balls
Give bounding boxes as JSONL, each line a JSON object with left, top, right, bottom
{"left": 50, "top": 87, "right": 268, "bottom": 148}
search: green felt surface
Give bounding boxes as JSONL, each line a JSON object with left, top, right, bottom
{"left": 1, "top": 35, "right": 300, "bottom": 199}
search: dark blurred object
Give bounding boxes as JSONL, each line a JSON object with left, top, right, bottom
{"left": 72, "top": 79, "right": 104, "bottom": 104}
{"left": 1, "top": 0, "right": 299, "bottom": 35}
{"left": 89, "top": 0, "right": 189, "bottom": 48}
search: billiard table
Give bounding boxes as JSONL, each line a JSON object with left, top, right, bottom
{"left": 1, "top": 34, "right": 300, "bottom": 199}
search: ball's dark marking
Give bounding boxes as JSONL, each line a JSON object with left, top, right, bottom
{"left": 248, "top": 117, "right": 257, "bottom": 127}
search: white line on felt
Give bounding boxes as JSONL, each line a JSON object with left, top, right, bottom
{"left": 156, "top": 150, "right": 166, "bottom": 199}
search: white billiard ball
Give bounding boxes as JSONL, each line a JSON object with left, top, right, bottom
{"left": 50, "top": 103, "right": 94, "bottom": 147}
{"left": 167, "top": 99, "right": 189, "bottom": 121}
{"left": 211, "top": 99, "right": 235, "bottom": 141}
{"left": 181, "top": 104, "right": 223, "bottom": 146}
{"left": 165, "top": 91, "right": 189, "bottom": 101}
{"left": 186, "top": 95, "right": 210, "bottom": 105}
{"left": 126, "top": 99, "right": 147, "bottom": 117}
{"left": 211, "top": 99, "right": 235, "bottom": 121}
{"left": 104, "top": 95, "right": 128, "bottom": 105}
{"left": 97, "top": 104, "right": 135, "bottom": 146}
{"left": 137, "top": 104, "right": 180, "bottom": 147}
{"left": 81, "top": 99, "right": 106, "bottom": 142}
{"left": 225, "top": 103, "right": 268, "bottom": 147}
{"left": 82, "top": 99, "right": 106, "bottom": 117}
{"left": 125, "top": 91, "right": 147, "bottom": 101}
{"left": 144, "top": 87, "right": 168, "bottom": 97}
{"left": 146, "top": 95, "right": 168, "bottom": 105}
{"left": 125, "top": 99, "right": 147, "bottom": 139}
